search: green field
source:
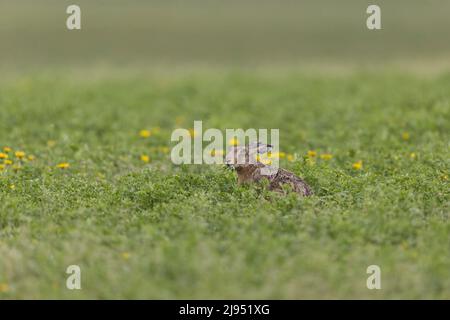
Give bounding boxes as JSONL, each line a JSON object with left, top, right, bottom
{"left": 0, "top": 71, "right": 448, "bottom": 298}
{"left": 0, "top": 1, "right": 449, "bottom": 299}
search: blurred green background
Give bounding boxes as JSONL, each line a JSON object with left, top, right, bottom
{"left": 1, "top": 0, "right": 450, "bottom": 71}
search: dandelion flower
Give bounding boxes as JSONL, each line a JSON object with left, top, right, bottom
{"left": 268, "top": 152, "right": 286, "bottom": 159}
{"left": 4, "top": 160, "right": 13, "bottom": 165}
{"left": 402, "top": 132, "right": 410, "bottom": 141}
{"left": 28, "top": 155, "right": 36, "bottom": 161}
{"left": 159, "top": 146, "right": 170, "bottom": 154}
{"left": 287, "top": 154, "right": 295, "bottom": 162}
{"left": 352, "top": 160, "right": 363, "bottom": 170}
{"left": 3, "top": 147, "right": 11, "bottom": 153}
{"left": 320, "top": 153, "right": 333, "bottom": 160}
{"left": 188, "top": 128, "right": 197, "bottom": 138}
{"left": 15, "top": 151, "right": 25, "bottom": 159}
{"left": 307, "top": 150, "right": 317, "bottom": 158}
{"left": 140, "top": 155, "right": 150, "bottom": 163}
{"left": 228, "top": 137, "right": 239, "bottom": 146}
{"left": 9, "top": 185, "right": 15, "bottom": 190}
{"left": 410, "top": 152, "right": 416, "bottom": 159}
{"left": 56, "top": 162, "right": 70, "bottom": 169}
{"left": 0, "top": 164, "right": 4, "bottom": 170}
{"left": 12, "top": 165, "right": 22, "bottom": 171}
{"left": 0, "top": 153, "right": 8, "bottom": 159}
{"left": 139, "top": 129, "right": 151, "bottom": 138}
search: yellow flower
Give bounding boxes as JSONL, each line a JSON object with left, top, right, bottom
{"left": 0, "top": 283, "right": 9, "bottom": 293}
{"left": 0, "top": 153, "right": 8, "bottom": 159}
{"left": 307, "top": 150, "right": 317, "bottom": 158}
{"left": 159, "top": 146, "right": 170, "bottom": 154}
{"left": 47, "top": 140, "right": 56, "bottom": 147}
{"left": 352, "top": 160, "right": 363, "bottom": 170}
{"left": 441, "top": 174, "right": 448, "bottom": 181}
{"left": 139, "top": 129, "right": 151, "bottom": 138}
{"left": 15, "top": 151, "right": 25, "bottom": 159}
{"left": 188, "top": 128, "right": 198, "bottom": 138}
{"left": 140, "top": 155, "right": 150, "bottom": 163}
{"left": 56, "top": 162, "right": 70, "bottom": 169}
{"left": 9, "top": 185, "right": 15, "bottom": 190}
{"left": 410, "top": 152, "right": 416, "bottom": 159}
{"left": 12, "top": 165, "right": 22, "bottom": 171}
{"left": 287, "top": 154, "right": 295, "bottom": 162}
{"left": 3, "top": 147, "right": 11, "bottom": 153}
{"left": 320, "top": 153, "right": 333, "bottom": 160}
{"left": 228, "top": 137, "right": 239, "bottom": 146}
{"left": 268, "top": 151, "right": 286, "bottom": 159}
{"left": 4, "top": 160, "right": 13, "bottom": 165}
{"left": 0, "top": 164, "right": 4, "bottom": 170}
{"left": 121, "top": 252, "right": 131, "bottom": 260}
{"left": 210, "top": 149, "right": 224, "bottom": 157}
{"left": 28, "top": 155, "right": 36, "bottom": 161}
{"left": 402, "top": 132, "right": 410, "bottom": 141}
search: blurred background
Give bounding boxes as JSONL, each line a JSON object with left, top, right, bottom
{"left": 1, "top": 0, "right": 450, "bottom": 72}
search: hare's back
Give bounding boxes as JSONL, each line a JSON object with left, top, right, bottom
{"left": 269, "top": 168, "right": 313, "bottom": 196}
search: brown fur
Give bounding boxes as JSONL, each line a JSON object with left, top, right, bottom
{"left": 225, "top": 143, "right": 313, "bottom": 196}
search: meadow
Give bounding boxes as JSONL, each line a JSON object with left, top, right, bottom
{"left": 0, "top": 0, "right": 449, "bottom": 299}
{"left": 0, "top": 71, "right": 448, "bottom": 298}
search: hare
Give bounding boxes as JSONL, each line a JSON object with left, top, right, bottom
{"left": 225, "top": 142, "right": 313, "bottom": 196}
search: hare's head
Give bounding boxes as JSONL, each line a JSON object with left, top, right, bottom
{"left": 225, "top": 142, "right": 273, "bottom": 171}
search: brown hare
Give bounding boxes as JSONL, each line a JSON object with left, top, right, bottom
{"left": 225, "top": 142, "right": 313, "bottom": 196}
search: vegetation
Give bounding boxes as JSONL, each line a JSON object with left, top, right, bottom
{"left": 0, "top": 72, "right": 448, "bottom": 298}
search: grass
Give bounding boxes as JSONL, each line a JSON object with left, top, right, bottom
{"left": 0, "top": 71, "right": 448, "bottom": 298}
